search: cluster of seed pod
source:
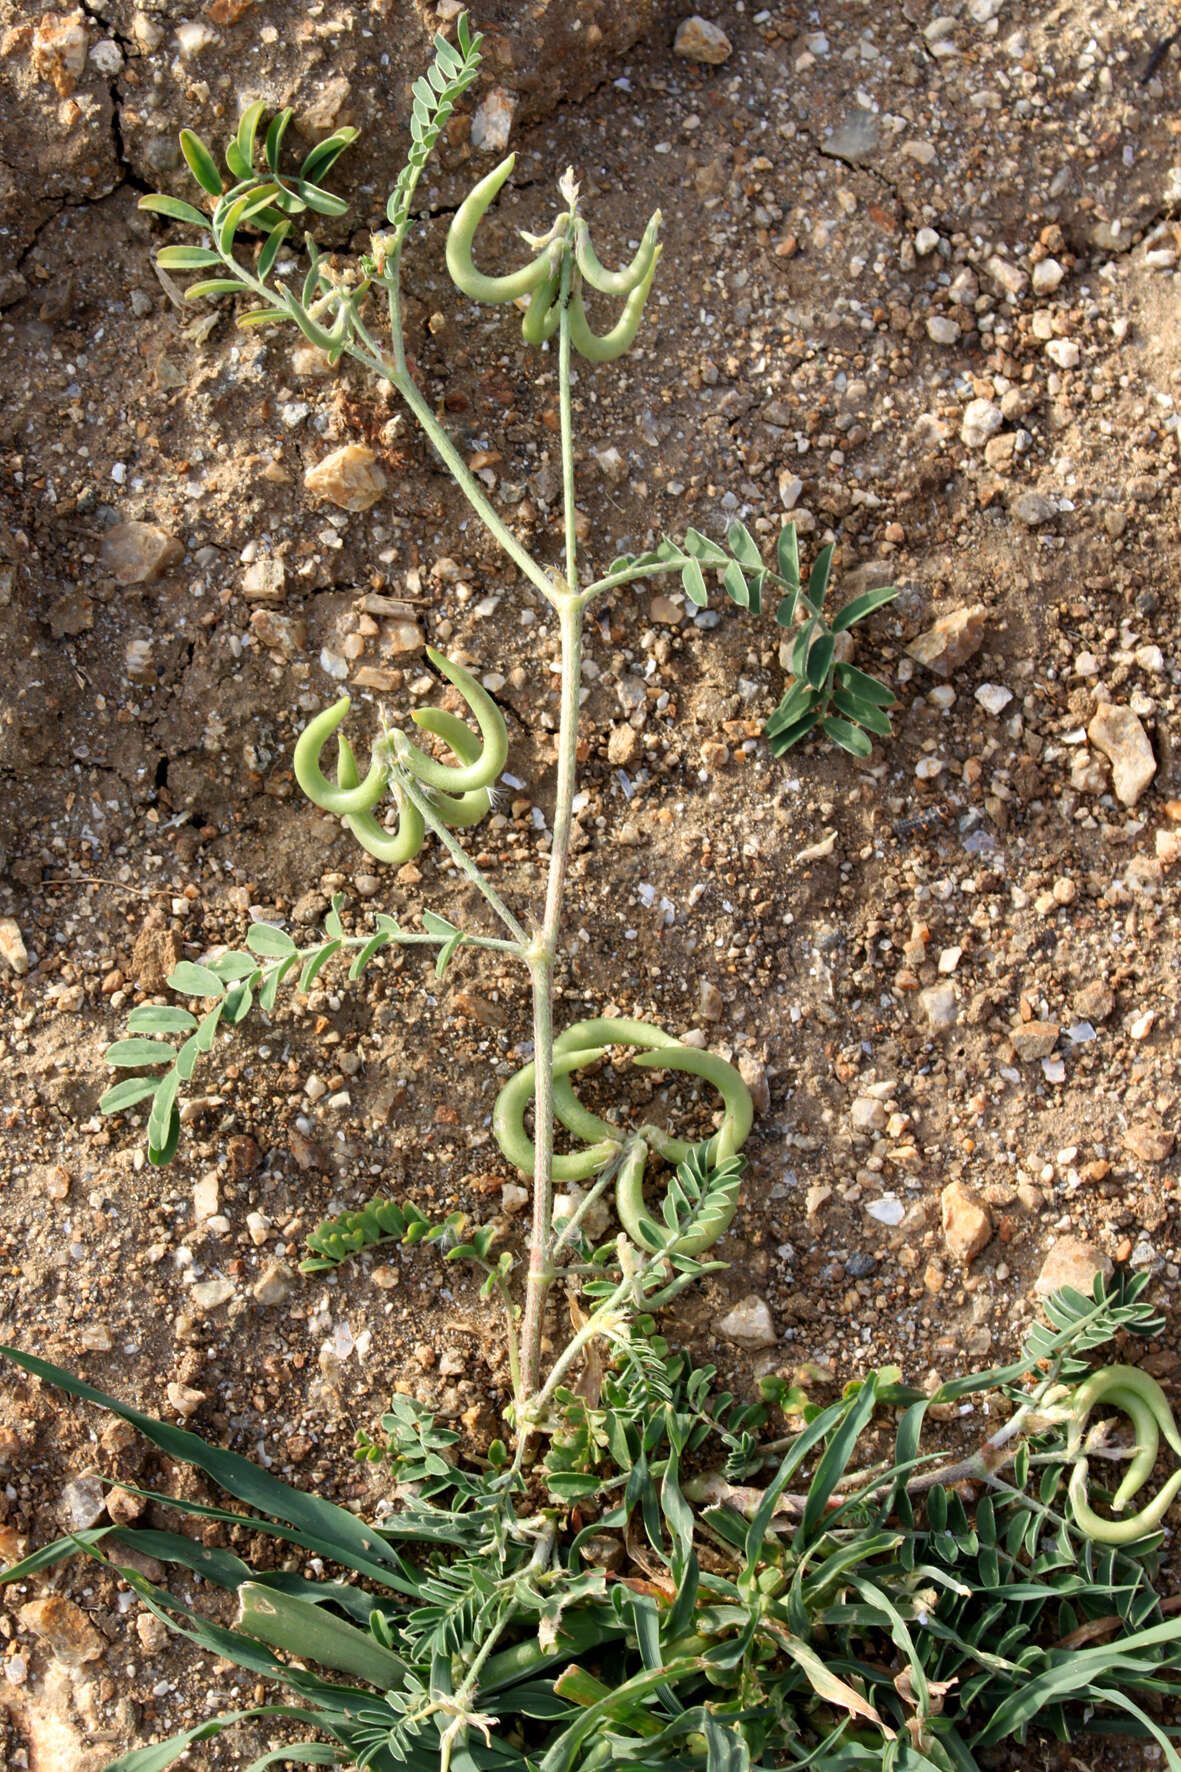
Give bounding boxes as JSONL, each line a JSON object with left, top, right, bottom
{"left": 493, "top": 1018, "right": 753, "bottom": 1257}
{"left": 446, "top": 156, "right": 662, "bottom": 360}
{"left": 293, "top": 647, "right": 507, "bottom": 864}
{"left": 1063, "top": 1364, "right": 1181, "bottom": 1543}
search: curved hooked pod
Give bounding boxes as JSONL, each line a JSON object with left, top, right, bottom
{"left": 1068, "top": 1462, "right": 1181, "bottom": 1546}
{"left": 446, "top": 156, "right": 556, "bottom": 305}
{"left": 493, "top": 1017, "right": 754, "bottom": 1256}
{"left": 413, "top": 709, "right": 495, "bottom": 827}
{"left": 569, "top": 244, "right": 662, "bottom": 363}
{"left": 574, "top": 210, "right": 662, "bottom": 297}
{"left": 294, "top": 697, "right": 389, "bottom": 815}
{"left": 1066, "top": 1363, "right": 1181, "bottom": 1541}
{"left": 401, "top": 648, "right": 508, "bottom": 794}
{"left": 492, "top": 1047, "right": 619, "bottom": 1183}
{"left": 336, "top": 733, "right": 424, "bottom": 866}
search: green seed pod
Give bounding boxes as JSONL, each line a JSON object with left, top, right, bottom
{"left": 1103, "top": 1384, "right": 1162, "bottom": 1513}
{"left": 492, "top": 1047, "right": 619, "bottom": 1182}
{"left": 574, "top": 210, "right": 661, "bottom": 296}
{"left": 337, "top": 734, "right": 424, "bottom": 866}
{"left": 446, "top": 156, "right": 555, "bottom": 305}
{"left": 294, "top": 697, "right": 388, "bottom": 814}
{"left": 400, "top": 648, "right": 508, "bottom": 794}
{"left": 1071, "top": 1365, "right": 1181, "bottom": 1460}
{"left": 501, "top": 1016, "right": 754, "bottom": 1256}
{"left": 631, "top": 1044, "right": 754, "bottom": 1167}
{"left": 552, "top": 1018, "right": 680, "bottom": 1146}
{"left": 412, "top": 708, "right": 493, "bottom": 827}
{"left": 569, "top": 243, "right": 661, "bottom": 362}
{"left": 1068, "top": 1458, "right": 1181, "bottom": 1545}
{"left": 520, "top": 249, "right": 563, "bottom": 347}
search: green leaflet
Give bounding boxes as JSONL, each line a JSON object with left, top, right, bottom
{"left": 104, "top": 1037, "right": 174, "bottom": 1068}
{"left": 138, "top": 193, "right": 210, "bottom": 228}
{"left": 179, "top": 128, "right": 222, "bottom": 195}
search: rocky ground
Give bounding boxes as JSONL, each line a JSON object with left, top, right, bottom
{"left": 1, "top": 0, "right": 1180, "bottom": 1765}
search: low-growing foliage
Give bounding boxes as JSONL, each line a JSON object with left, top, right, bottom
{"left": 6, "top": 1277, "right": 1181, "bottom": 1771}
{"left": 4, "top": 18, "right": 1180, "bottom": 1772}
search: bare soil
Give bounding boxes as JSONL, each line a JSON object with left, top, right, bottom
{"left": 1, "top": 1, "right": 1180, "bottom": 1765}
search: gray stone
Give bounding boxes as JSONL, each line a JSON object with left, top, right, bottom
{"left": 101, "top": 520, "right": 183, "bottom": 585}
{"left": 919, "top": 982, "right": 959, "bottom": 1029}
{"left": 822, "top": 108, "right": 880, "bottom": 164}
{"left": 926, "top": 315, "right": 960, "bottom": 345}
{"left": 252, "top": 1260, "right": 297, "bottom": 1307}
{"left": 470, "top": 86, "right": 516, "bottom": 153}
{"left": 190, "top": 1278, "right": 235, "bottom": 1312}
{"left": 241, "top": 557, "right": 286, "bottom": 602}
{"left": 61, "top": 1473, "right": 106, "bottom": 1530}
{"left": 961, "top": 399, "right": 1003, "bottom": 448}
{"left": 851, "top": 1096, "right": 887, "bottom": 1132}
{"left": 1011, "top": 491, "right": 1057, "bottom": 527}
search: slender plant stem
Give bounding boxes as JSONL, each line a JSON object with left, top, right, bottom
{"left": 351, "top": 308, "right": 558, "bottom": 608}
{"left": 558, "top": 249, "right": 578, "bottom": 592}
{"left": 389, "top": 759, "right": 528, "bottom": 946}
{"left": 517, "top": 250, "right": 586, "bottom": 1406}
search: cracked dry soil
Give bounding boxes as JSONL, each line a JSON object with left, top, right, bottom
{"left": 2, "top": 0, "right": 1181, "bottom": 1765}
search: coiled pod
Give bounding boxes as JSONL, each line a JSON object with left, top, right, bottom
{"left": 552, "top": 1018, "right": 679, "bottom": 1146}
{"left": 400, "top": 648, "right": 508, "bottom": 794}
{"left": 492, "top": 1047, "right": 619, "bottom": 1182}
{"left": 493, "top": 1017, "right": 753, "bottom": 1255}
{"left": 631, "top": 1042, "right": 753, "bottom": 1167}
{"left": 336, "top": 732, "right": 423, "bottom": 865}
{"left": 294, "top": 697, "right": 388, "bottom": 815}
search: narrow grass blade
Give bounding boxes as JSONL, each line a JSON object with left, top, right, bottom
{"left": 0, "top": 1348, "right": 415, "bottom": 1588}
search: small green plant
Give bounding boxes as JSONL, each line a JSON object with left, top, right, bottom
{"left": 4, "top": 18, "right": 1179, "bottom": 1772}
{"left": 7, "top": 1277, "right": 1181, "bottom": 1771}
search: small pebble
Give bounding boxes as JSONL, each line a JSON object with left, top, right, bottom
{"left": 0, "top": 918, "right": 29, "bottom": 975}
{"left": 674, "top": 15, "right": 733, "bottom": 63}
{"left": 716, "top": 1294, "right": 776, "bottom": 1347}
{"left": 926, "top": 315, "right": 960, "bottom": 345}
{"left": 974, "top": 682, "right": 1012, "bottom": 715}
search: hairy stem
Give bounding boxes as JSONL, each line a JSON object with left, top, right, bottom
{"left": 392, "top": 760, "right": 528, "bottom": 946}
{"left": 351, "top": 305, "right": 557, "bottom": 609}
{"left": 518, "top": 256, "right": 585, "bottom": 1406}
